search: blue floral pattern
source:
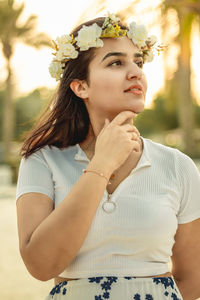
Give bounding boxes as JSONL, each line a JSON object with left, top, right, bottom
{"left": 49, "top": 281, "right": 68, "bottom": 298}
{"left": 153, "top": 277, "right": 175, "bottom": 289}
{"left": 91, "top": 276, "right": 118, "bottom": 299}
{"left": 145, "top": 295, "right": 153, "bottom": 300}
{"left": 89, "top": 277, "right": 104, "bottom": 284}
{"left": 152, "top": 277, "right": 181, "bottom": 299}
{"left": 47, "top": 276, "right": 182, "bottom": 299}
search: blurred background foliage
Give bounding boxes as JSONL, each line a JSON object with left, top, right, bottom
{"left": 0, "top": 87, "right": 53, "bottom": 143}
{"left": 0, "top": 0, "right": 51, "bottom": 166}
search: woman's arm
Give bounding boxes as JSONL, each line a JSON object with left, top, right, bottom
{"left": 171, "top": 218, "right": 200, "bottom": 300}
{"left": 17, "top": 156, "right": 112, "bottom": 281}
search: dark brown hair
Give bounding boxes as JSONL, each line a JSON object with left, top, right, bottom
{"left": 20, "top": 17, "right": 128, "bottom": 158}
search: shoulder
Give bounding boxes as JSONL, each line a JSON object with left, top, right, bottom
{"left": 25, "top": 144, "right": 77, "bottom": 160}
{"left": 20, "top": 144, "right": 78, "bottom": 169}
{"left": 143, "top": 137, "right": 192, "bottom": 160}
{"left": 143, "top": 137, "right": 199, "bottom": 179}
{"left": 143, "top": 137, "right": 181, "bottom": 161}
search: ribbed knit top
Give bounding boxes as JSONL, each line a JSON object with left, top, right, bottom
{"left": 16, "top": 138, "right": 200, "bottom": 278}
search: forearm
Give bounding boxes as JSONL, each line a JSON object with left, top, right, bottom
{"left": 175, "top": 277, "right": 200, "bottom": 300}
{"left": 22, "top": 157, "right": 112, "bottom": 281}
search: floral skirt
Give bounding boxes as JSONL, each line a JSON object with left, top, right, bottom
{"left": 45, "top": 276, "right": 183, "bottom": 300}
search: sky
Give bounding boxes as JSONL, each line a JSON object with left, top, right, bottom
{"left": 0, "top": 0, "right": 199, "bottom": 107}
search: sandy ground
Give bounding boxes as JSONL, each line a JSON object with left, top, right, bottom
{"left": 0, "top": 186, "right": 53, "bottom": 300}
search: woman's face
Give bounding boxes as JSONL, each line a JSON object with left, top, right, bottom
{"left": 85, "top": 36, "right": 147, "bottom": 119}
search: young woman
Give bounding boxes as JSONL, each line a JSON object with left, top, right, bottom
{"left": 16, "top": 14, "right": 200, "bottom": 300}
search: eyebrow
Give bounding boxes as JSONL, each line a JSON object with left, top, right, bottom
{"left": 101, "top": 51, "right": 143, "bottom": 62}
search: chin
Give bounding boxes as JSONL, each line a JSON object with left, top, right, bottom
{"left": 128, "top": 104, "right": 145, "bottom": 114}
{"left": 135, "top": 107, "right": 145, "bottom": 114}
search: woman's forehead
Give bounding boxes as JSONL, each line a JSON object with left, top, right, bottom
{"left": 92, "top": 36, "right": 139, "bottom": 62}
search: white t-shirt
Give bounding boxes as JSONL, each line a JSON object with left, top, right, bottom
{"left": 16, "top": 138, "right": 200, "bottom": 278}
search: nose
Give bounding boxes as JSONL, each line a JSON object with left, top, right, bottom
{"left": 126, "top": 64, "right": 143, "bottom": 80}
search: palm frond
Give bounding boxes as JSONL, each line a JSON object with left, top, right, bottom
{"left": 22, "top": 32, "right": 52, "bottom": 48}
{"left": 19, "top": 14, "right": 38, "bottom": 32}
{"left": 15, "top": 15, "right": 38, "bottom": 38}
{"left": 0, "top": 1, "right": 25, "bottom": 40}
{"left": 0, "top": 0, "right": 51, "bottom": 55}
{"left": 7, "top": 2, "right": 25, "bottom": 30}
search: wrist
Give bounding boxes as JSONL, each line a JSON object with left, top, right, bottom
{"left": 88, "top": 157, "right": 113, "bottom": 179}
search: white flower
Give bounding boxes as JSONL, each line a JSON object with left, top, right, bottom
{"left": 127, "top": 21, "right": 148, "bottom": 48}
{"left": 108, "top": 13, "right": 120, "bottom": 23}
{"left": 75, "top": 23, "right": 103, "bottom": 51}
{"left": 56, "top": 43, "right": 78, "bottom": 61}
{"left": 49, "top": 61, "right": 63, "bottom": 81}
{"left": 55, "top": 34, "right": 72, "bottom": 46}
{"left": 146, "top": 35, "right": 157, "bottom": 46}
{"left": 49, "top": 14, "right": 160, "bottom": 81}
{"left": 145, "top": 49, "right": 154, "bottom": 62}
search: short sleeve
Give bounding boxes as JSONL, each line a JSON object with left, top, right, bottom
{"left": 16, "top": 151, "right": 54, "bottom": 202}
{"left": 176, "top": 150, "right": 200, "bottom": 224}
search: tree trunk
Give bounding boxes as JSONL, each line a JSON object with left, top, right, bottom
{"left": 176, "top": 8, "right": 196, "bottom": 156}
{"left": 2, "top": 56, "right": 15, "bottom": 162}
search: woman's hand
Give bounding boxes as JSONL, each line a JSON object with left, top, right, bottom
{"left": 94, "top": 110, "right": 140, "bottom": 173}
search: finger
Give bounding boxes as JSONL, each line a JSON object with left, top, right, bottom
{"left": 130, "top": 126, "right": 140, "bottom": 137}
{"left": 130, "top": 132, "right": 139, "bottom": 140}
{"left": 111, "top": 111, "right": 137, "bottom": 126}
{"left": 134, "top": 127, "right": 140, "bottom": 136}
{"left": 121, "top": 124, "right": 140, "bottom": 136}
{"left": 131, "top": 140, "right": 140, "bottom": 152}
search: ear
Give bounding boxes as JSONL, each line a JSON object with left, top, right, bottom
{"left": 70, "top": 79, "right": 89, "bottom": 99}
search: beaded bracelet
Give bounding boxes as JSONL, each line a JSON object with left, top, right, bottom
{"left": 82, "top": 169, "right": 111, "bottom": 185}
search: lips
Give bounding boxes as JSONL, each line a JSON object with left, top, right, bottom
{"left": 124, "top": 84, "right": 143, "bottom": 93}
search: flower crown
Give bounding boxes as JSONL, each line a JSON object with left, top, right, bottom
{"left": 49, "top": 13, "right": 164, "bottom": 81}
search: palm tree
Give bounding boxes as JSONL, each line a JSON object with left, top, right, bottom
{"left": 0, "top": 0, "right": 51, "bottom": 162}
{"left": 161, "top": 0, "right": 200, "bottom": 156}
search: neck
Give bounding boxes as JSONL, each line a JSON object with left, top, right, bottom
{"left": 80, "top": 113, "right": 136, "bottom": 152}
{"left": 79, "top": 125, "right": 96, "bottom": 152}
{"left": 80, "top": 133, "right": 143, "bottom": 174}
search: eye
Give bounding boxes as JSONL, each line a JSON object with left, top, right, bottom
{"left": 135, "top": 60, "right": 144, "bottom": 68}
{"left": 108, "top": 60, "right": 122, "bottom": 67}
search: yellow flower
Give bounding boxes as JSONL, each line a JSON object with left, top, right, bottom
{"left": 101, "top": 25, "right": 127, "bottom": 38}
